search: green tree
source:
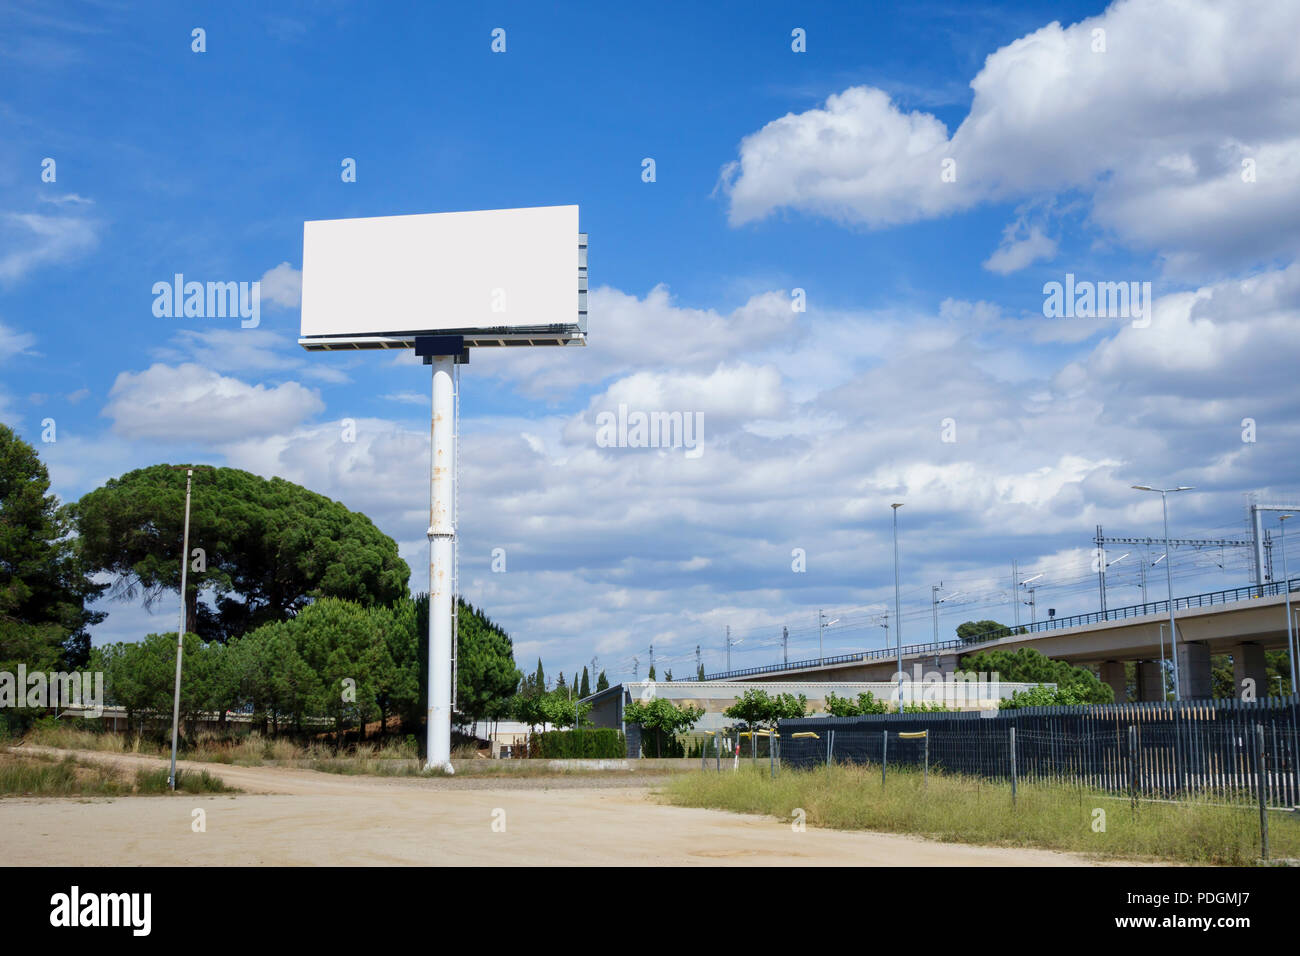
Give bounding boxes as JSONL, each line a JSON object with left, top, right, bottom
{"left": 596, "top": 670, "right": 609, "bottom": 692}
{"left": 73, "top": 464, "right": 409, "bottom": 642}
{"left": 290, "top": 598, "right": 396, "bottom": 745}
{"left": 0, "top": 424, "right": 105, "bottom": 672}
{"left": 622, "top": 698, "right": 703, "bottom": 757}
{"left": 226, "top": 620, "right": 320, "bottom": 733}
{"left": 722, "top": 690, "right": 807, "bottom": 756}
{"left": 414, "top": 594, "right": 521, "bottom": 733}
{"left": 955, "top": 619, "right": 1012, "bottom": 644}
{"left": 960, "top": 646, "right": 1114, "bottom": 705}
{"left": 579, "top": 666, "right": 591, "bottom": 698}
{"left": 647, "top": 664, "right": 656, "bottom": 680}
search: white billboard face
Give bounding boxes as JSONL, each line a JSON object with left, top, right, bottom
{"left": 300, "top": 204, "right": 583, "bottom": 347}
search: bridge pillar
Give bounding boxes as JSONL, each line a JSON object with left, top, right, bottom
{"left": 1176, "top": 641, "right": 1212, "bottom": 700}
{"left": 1136, "top": 660, "right": 1165, "bottom": 701}
{"left": 1099, "top": 660, "right": 1127, "bottom": 702}
{"left": 1231, "top": 642, "right": 1267, "bottom": 701}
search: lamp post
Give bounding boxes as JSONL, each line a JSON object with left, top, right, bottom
{"left": 168, "top": 467, "right": 194, "bottom": 791}
{"left": 817, "top": 609, "right": 839, "bottom": 664}
{"left": 1280, "top": 514, "right": 1296, "bottom": 695}
{"left": 891, "top": 503, "right": 904, "bottom": 709}
{"left": 1132, "top": 485, "right": 1193, "bottom": 700}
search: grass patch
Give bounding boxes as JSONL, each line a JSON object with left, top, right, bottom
{"left": 0, "top": 752, "right": 129, "bottom": 797}
{"left": 134, "top": 766, "right": 235, "bottom": 794}
{"left": 660, "top": 763, "right": 1300, "bottom": 865}
{"left": 0, "top": 749, "right": 238, "bottom": 797}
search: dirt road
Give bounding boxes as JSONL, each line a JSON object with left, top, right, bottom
{"left": 1, "top": 748, "right": 1103, "bottom": 866}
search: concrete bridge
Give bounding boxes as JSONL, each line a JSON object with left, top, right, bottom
{"left": 705, "top": 579, "right": 1299, "bottom": 701}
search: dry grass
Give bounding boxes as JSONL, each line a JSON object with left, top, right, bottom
{"left": 0, "top": 749, "right": 236, "bottom": 797}
{"left": 660, "top": 762, "right": 1300, "bottom": 865}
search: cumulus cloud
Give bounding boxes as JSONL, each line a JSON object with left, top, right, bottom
{"left": 102, "top": 363, "right": 323, "bottom": 441}
{"left": 474, "top": 284, "right": 800, "bottom": 397}
{"left": 721, "top": 0, "right": 1300, "bottom": 272}
{"left": 259, "top": 261, "right": 302, "bottom": 308}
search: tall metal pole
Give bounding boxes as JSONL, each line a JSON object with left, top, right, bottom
{"left": 426, "top": 353, "right": 456, "bottom": 772}
{"left": 931, "top": 583, "right": 942, "bottom": 643}
{"left": 1134, "top": 485, "right": 1190, "bottom": 701}
{"left": 167, "top": 468, "right": 193, "bottom": 791}
{"left": 1160, "top": 492, "right": 1181, "bottom": 701}
{"left": 1011, "top": 559, "right": 1020, "bottom": 627}
{"left": 892, "top": 503, "right": 904, "bottom": 709}
{"left": 817, "top": 609, "right": 824, "bottom": 663}
{"left": 1281, "top": 515, "right": 1296, "bottom": 694}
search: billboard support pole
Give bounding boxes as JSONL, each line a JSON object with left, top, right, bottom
{"left": 423, "top": 338, "right": 462, "bottom": 772}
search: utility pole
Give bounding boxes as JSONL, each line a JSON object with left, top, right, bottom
{"left": 1132, "top": 485, "right": 1193, "bottom": 700}
{"left": 1096, "top": 524, "right": 1107, "bottom": 613}
{"left": 782, "top": 626, "right": 788, "bottom": 665}
{"left": 1011, "top": 560, "right": 1020, "bottom": 628}
{"left": 695, "top": 644, "right": 701, "bottom": 679}
{"left": 1281, "top": 515, "right": 1296, "bottom": 694}
{"left": 648, "top": 644, "right": 654, "bottom": 678}
{"left": 891, "top": 502, "right": 904, "bottom": 707}
{"left": 725, "top": 626, "right": 731, "bottom": 671}
{"left": 931, "top": 583, "right": 943, "bottom": 643}
{"left": 167, "top": 467, "right": 195, "bottom": 792}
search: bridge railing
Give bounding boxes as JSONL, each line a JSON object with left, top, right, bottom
{"left": 691, "top": 577, "right": 1300, "bottom": 682}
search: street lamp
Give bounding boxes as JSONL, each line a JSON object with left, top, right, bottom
{"left": 1280, "top": 514, "right": 1296, "bottom": 696}
{"left": 817, "top": 609, "right": 839, "bottom": 663}
{"left": 167, "top": 466, "right": 196, "bottom": 791}
{"left": 1132, "top": 485, "right": 1193, "bottom": 700}
{"left": 891, "top": 503, "right": 904, "bottom": 708}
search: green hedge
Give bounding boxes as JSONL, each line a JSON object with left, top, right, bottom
{"left": 528, "top": 728, "right": 626, "bottom": 759}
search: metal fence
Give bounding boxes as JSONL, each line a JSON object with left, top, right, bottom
{"left": 776, "top": 696, "right": 1300, "bottom": 808}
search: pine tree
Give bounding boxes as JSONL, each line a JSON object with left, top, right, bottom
{"left": 596, "top": 670, "right": 609, "bottom": 692}
{"left": 696, "top": 663, "right": 705, "bottom": 680}
{"left": 580, "top": 666, "right": 591, "bottom": 698}
{"left": 647, "top": 664, "right": 656, "bottom": 680}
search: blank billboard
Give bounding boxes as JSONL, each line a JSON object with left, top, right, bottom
{"left": 300, "top": 204, "right": 585, "bottom": 348}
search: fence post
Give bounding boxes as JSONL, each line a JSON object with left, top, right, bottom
{"left": 882, "top": 730, "right": 888, "bottom": 787}
{"left": 1009, "top": 726, "right": 1017, "bottom": 807}
{"left": 1127, "top": 724, "right": 1137, "bottom": 813}
{"left": 715, "top": 731, "right": 721, "bottom": 773}
{"left": 924, "top": 733, "right": 929, "bottom": 790}
{"left": 1255, "top": 723, "right": 1269, "bottom": 861}
{"left": 770, "top": 726, "right": 776, "bottom": 779}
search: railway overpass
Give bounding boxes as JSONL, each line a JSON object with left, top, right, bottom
{"left": 698, "top": 579, "right": 1300, "bottom": 702}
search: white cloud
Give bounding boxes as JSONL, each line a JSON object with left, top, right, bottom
{"left": 721, "top": 0, "right": 1300, "bottom": 271}
{"left": 982, "top": 221, "right": 1058, "bottom": 275}
{"left": 0, "top": 320, "right": 37, "bottom": 359}
{"left": 474, "top": 284, "right": 799, "bottom": 397}
{"left": 102, "top": 363, "right": 323, "bottom": 441}
{"left": 259, "top": 261, "right": 302, "bottom": 309}
{"left": 0, "top": 211, "right": 99, "bottom": 282}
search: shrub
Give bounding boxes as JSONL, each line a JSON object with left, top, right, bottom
{"left": 528, "top": 728, "right": 626, "bottom": 759}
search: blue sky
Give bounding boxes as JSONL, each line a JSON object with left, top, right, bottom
{"left": 4, "top": 0, "right": 1299, "bottom": 683}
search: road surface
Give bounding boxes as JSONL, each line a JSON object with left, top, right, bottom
{"left": 1, "top": 747, "right": 1106, "bottom": 866}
